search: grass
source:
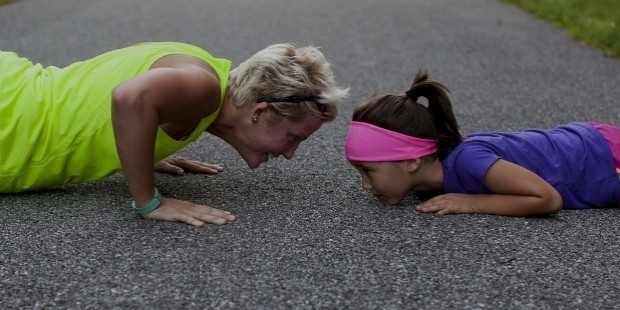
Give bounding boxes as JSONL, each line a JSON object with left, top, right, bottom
{"left": 0, "top": 0, "right": 18, "bottom": 4}
{"left": 503, "top": 0, "right": 620, "bottom": 58}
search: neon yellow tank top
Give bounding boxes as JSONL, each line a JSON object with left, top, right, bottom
{"left": 0, "top": 42, "right": 231, "bottom": 192}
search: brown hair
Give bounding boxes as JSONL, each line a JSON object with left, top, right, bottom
{"left": 352, "top": 69, "right": 462, "bottom": 159}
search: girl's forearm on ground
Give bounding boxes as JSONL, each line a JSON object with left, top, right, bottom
{"left": 468, "top": 193, "right": 562, "bottom": 216}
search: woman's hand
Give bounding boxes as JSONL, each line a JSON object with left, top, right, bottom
{"left": 154, "top": 155, "right": 224, "bottom": 175}
{"left": 145, "top": 197, "right": 236, "bottom": 226}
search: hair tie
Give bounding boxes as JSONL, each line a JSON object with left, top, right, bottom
{"left": 405, "top": 89, "right": 419, "bottom": 102}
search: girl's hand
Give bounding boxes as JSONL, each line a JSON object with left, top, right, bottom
{"left": 145, "top": 197, "right": 236, "bottom": 226}
{"left": 154, "top": 155, "right": 224, "bottom": 175}
{"left": 416, "top": 193, "right": 478, "bottom": 215}
{"left": 416, "top": 159, "right": 563, "bottom": 216}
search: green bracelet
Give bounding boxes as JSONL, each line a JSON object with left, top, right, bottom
{"left": 131, "top": 188, "right": 162, "bottom": 215}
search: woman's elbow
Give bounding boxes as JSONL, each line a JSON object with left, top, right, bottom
{"left": 111, "top": 84, "right": 135, "bottom": 111}
{"left": 111, "top": 84, "right": 152, "bottom": 122}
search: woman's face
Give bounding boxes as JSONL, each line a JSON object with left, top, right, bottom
{"left": 240, "top": 111, "right": 324, "bottom": 169}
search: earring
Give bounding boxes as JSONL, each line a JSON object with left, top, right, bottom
{"left": 252, "top": 115, "right": 258, "bottom": 123}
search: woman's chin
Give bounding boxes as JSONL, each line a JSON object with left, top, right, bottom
{"left": 245, "top": 157, "right": 264, "bottom": 169}
{"left": 246, "top": 161, "right": 260, "bottom": 169}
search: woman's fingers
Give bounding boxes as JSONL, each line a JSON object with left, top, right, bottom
{"left": 187, "top": 205, "right": 236, "bottom": 225}
{"left": 153, "top": 160, "right": 184, "bottom": 175}
{"left": 146, "top": 198, "right": 236, "bottom": 226}
{"left": 180, "top": 161, "right": 224, "bottom": 174}
{"left": 154, "top": 156, "right": 223, "bottom": 175}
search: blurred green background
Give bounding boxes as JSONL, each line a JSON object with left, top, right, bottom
{"left": 503, "top": 0, "right": 619, "bottom": 57}
{"left": 0, "top": 0, "right": 618, "bottom": 58}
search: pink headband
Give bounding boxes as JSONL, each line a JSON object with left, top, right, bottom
{"left": 345, "top": 121, "right": 438, "bottom": 161}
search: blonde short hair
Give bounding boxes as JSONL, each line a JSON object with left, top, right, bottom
{"left": 228, "top": 43, "right": 349, "bottom": 122}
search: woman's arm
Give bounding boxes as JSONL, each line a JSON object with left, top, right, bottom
{"left": 417, "top": 159, "right": 563, "bottom": 216}
{"left": 111, "top": 65, "right": 235, "bottom": 226}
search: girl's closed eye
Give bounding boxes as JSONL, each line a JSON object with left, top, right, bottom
{"left": 359, "top": 167, "right": 373, "bottom": 176}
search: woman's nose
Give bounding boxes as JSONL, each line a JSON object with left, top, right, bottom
{"left": 283, "top": 142, "right": 300, "bottom": 159}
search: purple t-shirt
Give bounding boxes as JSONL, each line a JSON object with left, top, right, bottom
{"left": 441, "top": 122, "right": 620, "bottom": 209}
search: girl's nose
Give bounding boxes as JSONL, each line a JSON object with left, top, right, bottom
{"left": 361, "top": 176, "right": 372, "bottom": 190}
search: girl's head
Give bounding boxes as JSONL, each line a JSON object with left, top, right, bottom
{"left": 345, "top": 69, "right": 462, "bottom": 204}
{"left": 228, "top": 43, "right": 349, "bottom": 122}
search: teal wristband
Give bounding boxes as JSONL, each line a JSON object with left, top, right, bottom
{"left": 132, "top": 188, "right": 162, "bottom": 215}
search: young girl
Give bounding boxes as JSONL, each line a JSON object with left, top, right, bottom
{"left": 345, "top": 69, "right": 620, "bottom": 216}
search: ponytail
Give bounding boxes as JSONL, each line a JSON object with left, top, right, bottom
{"left": 352, "top": 69, "right": 462, "bottom": 159}
{"left": 405, "top": 69, "right": 462, "bottom": 158}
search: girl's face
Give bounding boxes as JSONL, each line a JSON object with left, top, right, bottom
{"left": 350, "top": 161, "right": 415, "bottom": 205}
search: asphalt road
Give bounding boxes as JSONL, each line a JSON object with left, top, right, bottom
{"left": 1, "top": 0, "right": 619, "bottom": 309}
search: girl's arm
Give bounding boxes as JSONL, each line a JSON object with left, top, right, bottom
{"left": 417, "top": 159, "right": 563, "bottom": 216}
{"left": 111, "top": 65, "right": 235, "bottom": 226}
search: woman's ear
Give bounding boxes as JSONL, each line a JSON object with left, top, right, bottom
{"left": 405, "top": 158, "right": 422, "bottom": 173}
{"left": 253, "top": 101, "right": 269, "bottom": 114}
{"left": 250, "top": 101, "right": 269, "bottom": 121}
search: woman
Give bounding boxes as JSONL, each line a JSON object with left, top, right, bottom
{"left": 1, "top": 42, "right": 349, "bottom": 226}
